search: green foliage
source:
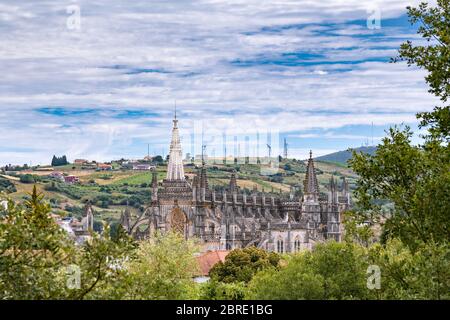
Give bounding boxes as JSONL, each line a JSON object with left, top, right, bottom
{"left": 114, "top": 172, "right": 152, "bottom": 186}
{"left": 396, "top": 1, "right": 450, "bottom": 101}
{"left": 44, "top": 181, "right": 58, "bottom": 191}
{"left": 120, "top": 232, "right": 199, "bottom": 300}
{"left": 153, "top": 155, "right": 164, "bottom": 163}
{"left": 247, "top": 265, "right": 324, "bottom": 300}
{"left": 347, "top": 1, "right": 450, "bottom": 249}
{"left": 71, "top": 224, "right": 136, "bottom": 300}
{"left": 247, "top": 242, "right": 369, "bottom": 300}
{"left": 51, "top": 155, "right": 69, "bottom": 167}
{"left": 0, "top": 186, "right": 135, "bottom": 300}
{"left": 348, "top": 7, "right": 450, "bottom": 285}
{"left": 0, "top": 186, "right": 76, "bottom": 299}
{"left": 209, "top": 246, "right": 280, "bottom": 284}
{"left": 199, "top": 280, "right": 247, "bottom": 300}
{"left": 395, "top": 0, "right": 449, "bottom": 142}
{"left": 247, "top": 240, "right": 450, "bottom": 300}
{"left": 19, "top": 174, "right": 37, "bottom": 184}
{"left": 3, "top": 164, "right": 30, "bottom": 172}
{"left": 348, "top": 126, "right": 450, "bottom": 249}
{"left": 1, "top": 186, "right": 448, "bottom": 300}
{"left": 0, "top": 177, "right": 16, "bottom": 193}
{"left": 367, "top": 239, "right": 450, "bottom": 299}
{"left": 1, "top": 191, "right": 199, "bottom": 300}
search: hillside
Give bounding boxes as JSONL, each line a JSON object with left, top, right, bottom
{"left": 315, "top": 146, "right": 377, "bottom": 164}
{"left": 0, "top": 158, "right": 357, "bottom": 226}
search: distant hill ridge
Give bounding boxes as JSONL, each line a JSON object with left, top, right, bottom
{"left": 315, "top": 146, "right": 377, "bottom": 164}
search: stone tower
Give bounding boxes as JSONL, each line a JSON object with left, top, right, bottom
{"left": 166, "top": 112, "right": 185, "bottom": 181}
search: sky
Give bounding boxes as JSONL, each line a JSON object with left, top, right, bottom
{"left": 0, "top": 0, "right": 440, "bottom": 165}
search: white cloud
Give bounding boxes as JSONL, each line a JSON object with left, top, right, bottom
{"left": 0, "top": 0, "right": 439, "bottom": 164}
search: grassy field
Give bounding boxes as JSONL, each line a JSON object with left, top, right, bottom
{"left": 112, "top": 172, "right": 152, "bottom": 186}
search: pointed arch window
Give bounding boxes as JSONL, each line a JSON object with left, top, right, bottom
{"left": 277, "top": 238, "right": 284, "bottom": 253}
{"left": 294, "top": 236, "right": 301, "bottom": 252}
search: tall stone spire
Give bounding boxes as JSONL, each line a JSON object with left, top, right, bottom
{"left": 166, "top": 111, "right": 185, "bottom": 181}
{"left": 229, "top": 171, "right": 237, "bottom": 192}
{"left": 304, "top": 150, "right": 319, "bottom": 195}
{"left": 151, "top": 169, "right": 158, "bottom": 188}
{"left": 200, "top": 166, "right": 208, "bottom": 189}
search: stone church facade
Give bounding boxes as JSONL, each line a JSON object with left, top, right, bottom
{"left": 120, "top": 115, "right": 351, "bottom": 253}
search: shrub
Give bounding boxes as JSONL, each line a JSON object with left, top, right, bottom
{"left": 19, "top": 174, "right": 35, "bottom": 184}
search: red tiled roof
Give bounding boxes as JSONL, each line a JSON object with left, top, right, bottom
{"left": 196, "top": 250, "right": 230, "bottom": 276}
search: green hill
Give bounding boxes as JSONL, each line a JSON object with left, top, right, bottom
{"left": 2, "top": 158, "right": 358, "bottom": 226}
{"left": 315, "top": 146, "right": 377, "bottom": 164}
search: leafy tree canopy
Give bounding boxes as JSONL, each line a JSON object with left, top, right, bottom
{"left": 51, "top": 155, "right": 69, "bottom": 167}
{"left": 348, "top": 0, "right": 450, "bottom": 250}
{"left": 394, "top": 0, "right": 450, "bottom": 141}
{"left": 209, "top": 246, "right": 280, "bottom": 284}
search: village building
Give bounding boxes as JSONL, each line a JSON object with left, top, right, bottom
{"left": 64, "top": 175, "right": 79, "bottom": 184}
{"left": 49, "top": 171, "right": 65, "bottom": 182}
{"left": 97, "top": 163, "right": 113, "bottom": 171}
{"left": 74, "top": 159, "right": 88, "bottom": 165}
{"left": 132, "top": 163, "right": 155, "bottom": 171}
{"left": 54, "top": 202, "right": 94, "bottom": 244}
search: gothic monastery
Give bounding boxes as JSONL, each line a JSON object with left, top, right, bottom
{"left": 120, "top": 115, "right": 351, "bottom": 253}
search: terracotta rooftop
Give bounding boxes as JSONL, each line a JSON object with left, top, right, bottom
{"left": 196, "top": 250, "right": 230, "bottom": 276}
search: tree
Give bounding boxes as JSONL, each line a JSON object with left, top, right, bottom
{"left": 153, "top": 155, "right": 163, "bottom": 163}
{"left": 0, "top": 186, "right": 136, "bottom": 300}
{"left": 394, "top": 0, "right": 450, "bottom": 142}
{"left": 247, "top": 242, "right": 369, "bottom": 300}
{"left": 368, "top": 239, "right": 450, "bottom": 300}
{"left": 247, "top": 265, "right": 325, "bottom": 300}
{"left": 199, "top": 279, "right": 247, "bottom": 300}
{"left": 247, "top": 240, "right": 450, "bottom": 300}
{"left": 0, "top": 177, "right": 16, "bottom": 193}
{"left": 51, "top": 155, "right": 69, "bottom": 167}
{"left": 348, "top": 126, "right": 450, "bottom": 249}
{"left": 0, "top": 186, "right": 76, "bottom": 299}
{"left": 120, "top": 232, "right": 199, "bottom": 300}
{"left": 19, "top": 174, "right": 35, "bottom": 184}
{"left": 70, "top": 224, "right": 136, "bottom": 300}
{"left": 209, "top": 247, "right": 280, "bottom": 284}
{"left": 348, "top": 1, "right": 450, "bottom": 250}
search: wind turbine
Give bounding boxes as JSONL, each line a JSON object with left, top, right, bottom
{"left": 266, "top": 143, "right": 272, "bottom": 164}
{"left": 266, "top": 130, "right": 272, "bottom": 165}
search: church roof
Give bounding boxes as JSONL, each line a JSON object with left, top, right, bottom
{"left": 196, "top": 250, "right": 230, "bottom": 276}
